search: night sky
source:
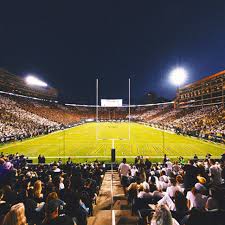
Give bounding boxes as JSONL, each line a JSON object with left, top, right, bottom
{"left": 1, "top": 1, "right": 225, "bottom": 104}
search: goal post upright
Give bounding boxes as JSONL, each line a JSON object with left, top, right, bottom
{"left": 96, "top": 78, "right": 99, "bottom": 140}
{"left": 128, "top": 78, "right": 131, "bottom": 140}
{"left": 95, "top": 78, "right": 131, "bottom": 161}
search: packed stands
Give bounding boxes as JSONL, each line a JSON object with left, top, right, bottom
{"left": 0, "top": 95, "right": 60, "bottom": 143}
{"left": 133, "top": 105, "right": 225, "bottom": 144}
{"left": 0, "top": 94, "right": 94, "bottom": 143}
{"left": 118, "top": 155, "right": 225, "bottom": 225}
{"left": 0, "top": 153, "right": 105, "bottom": 225}
{"left": 14, "top": 96, "right": 94, "bottom": 125}
{"left": 0, "top": 90, "right": 224, "bottom": 144}
{"left": 0, "top": 153, "right": 225, "bottom": 225}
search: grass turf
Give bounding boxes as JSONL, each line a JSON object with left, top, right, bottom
{"left": 0, "top": 122, "right": 224, "bottom": 163}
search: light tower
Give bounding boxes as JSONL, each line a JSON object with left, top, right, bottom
{"left": 169, "top": 67, "right": 188, "bottom": 108}
{"left": 25, "top": 75, "right": 48, "bottom": 87}
{"left": 169, "top": 67, "right": 187, "bottom": 87}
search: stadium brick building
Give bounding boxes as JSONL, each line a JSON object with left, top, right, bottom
{"left": 176, "top": 70, "right": 225, "bottom": 108}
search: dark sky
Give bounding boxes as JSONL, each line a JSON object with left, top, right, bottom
{"left": 1, "top": 1, "right": 225, "bottom": 104}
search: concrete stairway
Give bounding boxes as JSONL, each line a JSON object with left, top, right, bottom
{"left": 88, "top": 170, "right": 138, "bottom": 225}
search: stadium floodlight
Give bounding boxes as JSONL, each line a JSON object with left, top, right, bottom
{"left": 25, "top": 75, "right": 48, "bottom": 87}
{"left": 169, "top": 67, "right": 187, "bottom": 87}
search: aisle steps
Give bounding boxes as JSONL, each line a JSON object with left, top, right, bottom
{"left": 88, "top": 170, "right": 138, "bottom": 225}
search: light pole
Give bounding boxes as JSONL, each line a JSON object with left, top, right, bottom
{"left": 165, "top": 67, "right": 188, "bottom": 156}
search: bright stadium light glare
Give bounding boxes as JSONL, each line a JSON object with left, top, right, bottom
{"left": 169, "top": 67, "right": 188, "bottom": 86}
{"left": 25, "top": 75, "right": 48, "bottom": 87}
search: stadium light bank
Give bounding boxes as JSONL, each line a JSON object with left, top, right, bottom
{"left": 169, "top": 67, "right": 188, "bottom": 87}
{"left": 25, "top": 75, "right": 48, "bottom": 87}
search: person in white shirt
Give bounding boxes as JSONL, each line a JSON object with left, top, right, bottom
{"left": 137, "top": 181, "right": 152, "bottom": 198}
{"left": 158, "top": 193, "right": 176, "bottom": 211}
{"left": 157, "top": 191, "right": 188, "bottom": 215}
{"left": 209, "top": 159, "right": 222, "bottom": 185}
{"left": 59, "top": 176, "right": 65, "bottom": 190}
{"left": 118, "top": 158, "right": 131, "bottom": 186}
{"left": 166, "top": 177, "right": 182, "bottom": 198}
{"left": 172, "top": 161, "right": 180, "bottom": 174}
{"left": 158, "top": 170, "right": 169, "bottom": 191}
{"left": 130, "top": 165, "right": 138, "bottom": 177}
{"left": 118, "top": 158, "right": 131, "bottom": 176}
{"left": 166, "top": 159, "right": 173, "bottom": 170}
{"left": 186, "top": 183, "right": 207, "bottom": 209}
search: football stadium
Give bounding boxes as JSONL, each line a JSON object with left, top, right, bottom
{"left": 0, "top": 70, "right": 224, "bottom": 163}
{"left": 1, "top": 2, "right": 225, "bottom": 225}
{"left": 0, "top": 67, "right": 225, "bottom": 225}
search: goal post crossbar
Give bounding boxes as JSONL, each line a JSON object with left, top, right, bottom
{"left": 64, "top": 101, "right": 174, "bottom": 108}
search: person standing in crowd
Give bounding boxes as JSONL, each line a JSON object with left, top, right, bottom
{"left": 183, "top": 160, "right": 199, "bottom": 191}
{"left": 186, "top": 183, "right": 207, "bottom": 210}
{"left": 209, "top": 159, "right": 222, "bottom": 186}
{"left": 221, "top": 153, "right": 225, "bottom": 162}
{"left": 193, "top": 154, "right": 198, "bottom": 162}
{"left": 145, "top": 157, "right": 152, "bottom": 170}
{"left": 38, "top": 155, "right": 42, "bottom": 164}
{"left": 163, "top": 154, "right": 168, "bottom": 165}
{"left": 166, "top": 177, "right": 182, "bottom": 199}
{"left": 118, "top": 158, "right": 131, "bottom": 186}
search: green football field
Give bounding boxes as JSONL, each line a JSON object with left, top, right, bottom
{"left": 0, "top": 122, "right": 224, "bottom": 162}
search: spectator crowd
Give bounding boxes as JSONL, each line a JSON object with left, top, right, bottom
{"left": 0, "top": 95, "right": 61, "bottom": 143}
{"left": 0, "top": 153, "right": 105, "bottom": 225}
{"left": 0, "top": 151, "right": 225, "bottom": 225}
{"left": 118, "top": 155, "right": 225, "bottom": 225}
{"left": 0, "top": 93, "right": 224, "bottom": 144}
{"left": 133, "top": 105, "right": 225, "bottom": 144}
